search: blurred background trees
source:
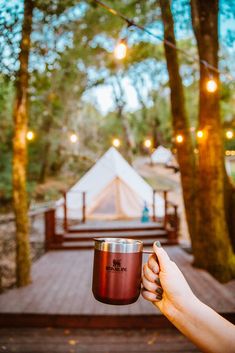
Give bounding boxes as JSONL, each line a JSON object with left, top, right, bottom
{"left": 0, "top": 0, "right": 235, "bottom": 283}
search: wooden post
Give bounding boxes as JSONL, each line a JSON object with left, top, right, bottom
{"left": 174, "top": 205, "right": 178, "bottom": 233}
{"left": 163, "top": 190, "right": 168, "bottom": 228}
{"left": 45, "top": 209, "right": 55, "bottom": 251}
{"left": 63, "top": 192, "right": 67, "bottom": 232}
{"left": 168, "top": 205, "right": 178, "bottom": 244}
{"left": 82, "top": 192, "right": 86, "bottom": 223}
{"left": 152, "top": 189, "right": 156, "bottom": 222}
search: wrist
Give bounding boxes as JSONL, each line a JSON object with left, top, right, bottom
{"left": 161, "top": 294, "right": 201, "bottom": 323}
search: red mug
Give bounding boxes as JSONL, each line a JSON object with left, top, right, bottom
{"left": 92, "top": 238, "right": 150, "bottom": 305}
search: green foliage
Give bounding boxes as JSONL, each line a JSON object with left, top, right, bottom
{"left": 0, "top": 75, "right": 14, "bottom": 203}
{"left": 0, "top": 0, "right": 234, "bottom": 206}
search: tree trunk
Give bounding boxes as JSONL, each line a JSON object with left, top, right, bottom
{"left": 112, "top": 78, "right": 135, "bottom": 162}
{"left": 39, "top": 140, "right": 51, "bottom": 183}
{"left": 191, "top": 0, "right": 235, "bottom": 281}
{"left": 117, "top": 105, "right": 134, "bottom": 163}
{"left": 39, "top": 116, "right": 53, "bottom": 182}
{"left": 159, "top": 0, "right": 197, "bottom": 244}
{"left": 224, "top": 178, "right": 235, "bottom": 251}
{"left": 12, "top": 0, "right": 34, "bottom": 287}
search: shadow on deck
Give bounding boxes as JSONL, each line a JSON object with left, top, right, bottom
{"left": 0, "top": 246, "right": 234, "bottom": 329}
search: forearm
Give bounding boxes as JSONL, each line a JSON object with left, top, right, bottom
{"left": 162, "top": 297, "right": 235, "bottom": 353}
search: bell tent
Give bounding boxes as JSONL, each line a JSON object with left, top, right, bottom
{"left": 56, "top": 147, "right": 164, "bottom": 220}
{"left": 151, "top": 145, "right": 173, "bottom": 165}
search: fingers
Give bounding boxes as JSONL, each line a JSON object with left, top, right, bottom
{"left": 142, "top": 275, "right": 157, "bottom": 293}
{"left": 141, "top": 289, "right": 162, "bottom": 303}
{"left": 143, "top": 263, "right": 158, "bottom": 283}
{"left": 142, "top": 259, "right": 163, "bottom": 303}
{"left": 153, "top": 242, "right": 172, "bottom": 272}
{"left": 148, "top": 254, "right": 160, "bottom": 274}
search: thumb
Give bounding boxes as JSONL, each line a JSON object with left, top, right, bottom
{"left": 153, "top": 241, "right": 171, "bottom": 272}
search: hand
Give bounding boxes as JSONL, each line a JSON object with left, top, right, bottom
{"left": 141, "top": 241, "right": 197, "bottom": 318}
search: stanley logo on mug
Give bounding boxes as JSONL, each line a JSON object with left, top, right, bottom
{"left": 106, "top": 258, "right": 127, "bottom": 272}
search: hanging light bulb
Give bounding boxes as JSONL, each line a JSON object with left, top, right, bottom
{"left": 176, "top": 134, "right": 184, "bottom": 144}
{"left": 144, "top": 139, "right": 152, "bottom": 148}
{"left": 206, "top": 78, "right": 217, "bottom": 93}
{"left": 26, "top": 130, "right": 35, "bottom": 141}
{"left": 226, "top": 130, "right": 233, "bottom": 139}
{"left": 112, "top": 138, "right": 121, "bottom": 147}
{"left": 70, "top": 133, "right": 78, "bottom": 143}
{"left": 114, "top": 40, "right": 127, "bottom": 60}
{"left": 196, "top": 130, "right": 204, "bottom": 139}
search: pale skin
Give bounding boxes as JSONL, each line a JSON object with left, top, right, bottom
{"left": 141, "top": 242, "right": 235, "bottom": 353}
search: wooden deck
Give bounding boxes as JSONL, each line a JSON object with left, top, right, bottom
{"left": 0, "top": 328, "right": 201, "bottom": 352}
{"left": 49, "top": 217, "right": 178, "bottom": 250}
{"left": 0, "top": 246, "right": 234, "bottom": 329}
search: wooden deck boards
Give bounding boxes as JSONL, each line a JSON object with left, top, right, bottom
{"left": 0, "top": 246, "right": 234, "bottom": 328}
{"left": 0, "top": 328, "right": 200, "bottom": 352}
{"left": 66, "top": 220, "right": 163, "bottom": 232}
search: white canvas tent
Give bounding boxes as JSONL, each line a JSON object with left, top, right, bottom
{"left": 151, "top": 145, "right": 173, "bottom": 165}
{"left": 56, "top": 147, "right": 164, "bottom": 220}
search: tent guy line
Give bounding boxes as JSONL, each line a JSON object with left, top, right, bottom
{"left": 90, "top": 0, "right": 233, "bottom": 81}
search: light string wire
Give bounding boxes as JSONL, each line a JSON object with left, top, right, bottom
{"left": 90, "top": 0, "right": 234, "bottom": 81}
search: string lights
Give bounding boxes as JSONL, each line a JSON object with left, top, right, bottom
{"left": 114, "top": 40, "right": 127, "bottom": 60}
{"left": 112, "top": 138, "right": 121, "bottom": 147}
{"left": 176, "top": 134, "right": 184, "bottom": 144}
{"left": 70, "top": 133, "right": 78, "bottom": 143}
{"left": 144, "top": 138, "right": 152, "bottom": 148}
{"left": 206, "top": 79, "right": 217, "bottom": 93}
{"left": 196, "top": 130, "right": 204, "bottom": 139}
{"left": 226, "top": 130, "right": 234, "bottom": 139}
{"left": 91, "top": 0, "right": 233, "bottom": 81}
{"left": 26, "top": 130, "right": 35, "bottom": 141}
{"left": 225, "top": 150, "right": 235, "bottom": 156}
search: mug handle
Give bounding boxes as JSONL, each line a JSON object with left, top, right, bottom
{"left": 142, "top": 250, "right": 153, "bottom": 254}
{"left": 142, "top": 249, "right": 160, "bottom": 266}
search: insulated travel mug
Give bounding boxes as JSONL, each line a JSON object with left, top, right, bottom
{"left": 92, "top": 238, "right": 144, "bottom": 305}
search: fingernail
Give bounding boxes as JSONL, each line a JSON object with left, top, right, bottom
{"left": 156, "top": 294, "right": 162, "bottom": 300}
{"left": 155, "top": 278, "right": 161, "bottom": 286}
{"left": 156, "top": 287, "right": 163, "bottom": 295}
{"left": 155, "top": 241, "right": 161, "bottom": 248}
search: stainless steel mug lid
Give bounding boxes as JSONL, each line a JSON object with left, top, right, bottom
{"left": 94, "top": 238, "right": 143, "bottom": 253}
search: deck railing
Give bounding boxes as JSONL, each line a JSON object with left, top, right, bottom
{"left": 44, "top": 188, "right": 179, "bottom": 249}
{"left": 63, "top": 191, "right": 86, "bottom": 232}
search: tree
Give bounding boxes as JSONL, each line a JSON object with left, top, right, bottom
{"left": 190, "top": 0, "right": 235, "bottom": 281}
{"left": 12, "top": 0, "right": 34, "bottom": 286}
{"left": 159, "top": 0, "right": 197, "bottom": 243}
{"left": 111, "top": 75, "right": 135, "bottom": 161}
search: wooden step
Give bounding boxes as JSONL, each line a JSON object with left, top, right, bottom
{"left": 67, "top": 222, "right": 164, "bottom": 233}
{"left": 63, "top": 229, "right": 167, "bottom": 242}
{"left": 48, "top": 238, "right": 178, "bottom": 250}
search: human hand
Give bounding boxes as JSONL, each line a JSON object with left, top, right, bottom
{"left": 141, "top": 241, "right": 197, "bottom": 319}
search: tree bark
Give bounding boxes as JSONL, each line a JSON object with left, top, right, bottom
{"left": 12, "top": 0, "right": 34, "bottom": 287}
{"left": 191, "top": 0, "right": 235, "bottom": 281}
{"left": 159, "top": 0, "right": 197, "bottom": 244}
{"left": 112, "top": 77, "right": 135, "bottom": 162}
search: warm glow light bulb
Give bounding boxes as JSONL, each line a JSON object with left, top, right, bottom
{"left": 197, "top": 130, "right": 204, "bottom": 139}
{"left": 226, "top": 130, "right": 233, "bottom": 139}
{"left": 144, "top": 139, "right": 152, "bottom": 148}
{"left": 114, "top": 41, "right": 127, "bottom": 60}
{"left": 206, "top": 79, "right": 217, "bottom": 93}
{"left": 176, "top": 134, "right": 183, "bottom": 143}
{"left": 26, "top": 130, "right": 34, "bottom": 141}
{"left": 112, "top": 138, "right": 120, "bottom": 148}
{"left": 70, "top": 133, "right": 78, "bottom": 143}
